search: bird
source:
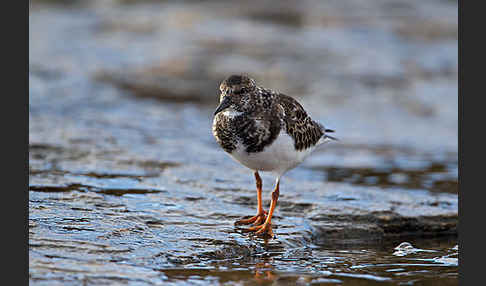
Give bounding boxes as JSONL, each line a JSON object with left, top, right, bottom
{"left": 212, "top": 74, "right": 336, "bottom": 238}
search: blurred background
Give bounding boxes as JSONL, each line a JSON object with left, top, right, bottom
{"left": 29, "top": 0, "right": 458, "bottom": 285}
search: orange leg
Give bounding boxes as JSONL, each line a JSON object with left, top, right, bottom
{"left": 235, "top": 172, "right": 268, "bottom": 226}
{"left": 245, "top": 178, "right": 279, "bottom": 238}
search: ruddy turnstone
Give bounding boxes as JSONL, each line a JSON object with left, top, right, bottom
{"left": 212, "top": 75, "right": 336, "bottom": 238}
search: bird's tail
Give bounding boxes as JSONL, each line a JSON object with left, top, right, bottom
{"left": 323, "top": 128, "right": 338, "bottom": 141}
{"left": 316, "top": 127, "right": 338, "bottom": 146}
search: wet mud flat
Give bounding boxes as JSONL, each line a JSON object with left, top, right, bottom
{"left": 29, "top": 137, "right": 458, "bottom": 286}
{"left": 30, "top": 0, "right": 457, "bottom": 285}
{"left": 29, "top": 135, "right": 458, "bottom": 285}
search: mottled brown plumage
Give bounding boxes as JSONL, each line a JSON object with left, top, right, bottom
{"left": 212, "top": 75, "right": 334, "bottom": 153}
{"left": 277, "top": 94, "right": 325, "bottom": 151}
{"left": 212, "top": 74, "right": 336, "bottom": 238}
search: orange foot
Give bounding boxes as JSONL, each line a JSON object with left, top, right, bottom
{"left": 243, "top": 222, "right": 274, "bottom": 238}
{"left": 234, "top": 210, "right": 268, "bottom": 226}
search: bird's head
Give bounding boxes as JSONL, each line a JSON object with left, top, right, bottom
{"left": 214, "top": 74, "right": 256, "bottom": 115}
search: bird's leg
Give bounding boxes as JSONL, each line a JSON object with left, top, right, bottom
{"left": 235, "top": 172, "right": 268, "bottom": 226}
{"left": 245, "top": 178, "right": 280, "bottom": 238}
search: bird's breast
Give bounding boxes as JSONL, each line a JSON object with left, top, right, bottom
{"left": 212, "top": 113, "right": 239, "bottom": 153}
{"left": 229, "top": 132, "right": 315, "bottom": 175}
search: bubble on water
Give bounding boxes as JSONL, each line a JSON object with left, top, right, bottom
{"left": 392, "top": 242, "right": 437, "bottom": 257}
{"left": 395, "top": 242, "right": 414, "bottom": 250}
{"left": 393, "top": 242, "right": 418, "bottom": 256}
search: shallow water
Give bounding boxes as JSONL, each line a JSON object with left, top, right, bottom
{"left": 29, "top": 0, "right": 457, "bottom": 285}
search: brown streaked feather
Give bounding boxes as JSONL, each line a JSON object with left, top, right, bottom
{"left": 276, "top": 93, "right": 324, "bottom": 151}
{"left": 213, "top": 75, "right": 334, "bottom": 154}
{"left": 212, "top": 113, "right": 238, "bottom": 153}
{"left": 234, "top": 112, "right": 281, "bottom": 153}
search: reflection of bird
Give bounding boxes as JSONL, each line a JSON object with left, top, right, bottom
{"left": 253, "top": 262, "right": 276, "bottom": 282}
{"left": 212, "top": 75, "right": 336, "bottom": 238}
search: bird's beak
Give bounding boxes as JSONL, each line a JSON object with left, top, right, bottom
{"left": 213, "top": 97, "right": 231, "bottom": 115}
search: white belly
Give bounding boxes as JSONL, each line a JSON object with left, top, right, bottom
{"left": 229, "top": 132, "right": 318, "bottom": 176}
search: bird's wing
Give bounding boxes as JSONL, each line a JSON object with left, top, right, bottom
{"left": 276, "top": 93, "right": 325, "bottom": 150}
